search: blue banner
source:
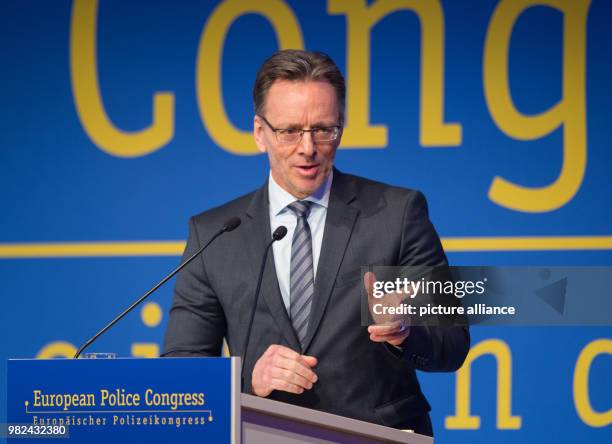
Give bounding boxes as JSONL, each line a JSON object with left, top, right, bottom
{"left": 1, "top": 1, "right": 610, "bottom": 443}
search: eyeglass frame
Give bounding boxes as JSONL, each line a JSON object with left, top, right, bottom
{"left": 256, "top": 114, "right": 343, "bottom": 144}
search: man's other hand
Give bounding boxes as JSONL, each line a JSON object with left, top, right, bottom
{"left": 364, "top": 271, "right": 411, "bottom": 346}
{"left": 251, "top": 344, "right": 318, "bottom": 397}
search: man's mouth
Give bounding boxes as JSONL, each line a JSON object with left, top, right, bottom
{"left": 295, "top": 164, "right": 320, "bottom": 176}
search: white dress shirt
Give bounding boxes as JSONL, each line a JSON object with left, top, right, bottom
{"left": 268, "top": 170, "right": 332, "bottom": 313}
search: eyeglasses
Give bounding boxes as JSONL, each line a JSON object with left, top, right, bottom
{"left": 257, "top": 114, "right": 342, "bottom": 144}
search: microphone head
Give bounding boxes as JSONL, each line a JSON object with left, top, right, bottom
{"left": 222, "top": 217, "right": 242, "bottom": 232}
{"left": 272, "top": 225, "right": 288, "bottom": 241}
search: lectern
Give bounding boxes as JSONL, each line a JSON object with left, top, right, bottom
{"left": 7, "top": 358, "right": 432, "bottom": 443}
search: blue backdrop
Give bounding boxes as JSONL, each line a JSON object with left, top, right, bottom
{"left": 1, "top": 1, "right": 610, "bottom": 442}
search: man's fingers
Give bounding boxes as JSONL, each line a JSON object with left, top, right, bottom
{"left": 302, "top": 355, "right": 318, "bottom": 367}
{"left": 270, "top": 378, "right": 304, "bottom": 395}
{"left": 370, "top": 331, "right": 409, "bottom": 342}
{"left": 253, "top": 345, "right": 319, "bottom": 397}
{"left": 274, "top": 356, "right": 318, "bottom": 384}
{"left": 274, "top": 367, "right": 314, "bottom": 389}
{"left": 368, "top": 321, "right": 405, "bottom": 335}
{"left": 272, "top": 346, "right": 317, "bottom": 369}
{"left": 269, "top": 346, "right": 318, "bottom": 382}
{"left": 295, "top": 354, "right": 318, "bottom": 372}
{"left": 370, "top": 327, "right": 410, "bottom": 342}
{"left": 268, "top": 344, "right": 301, "bottom": 360}
{"left": 368, "top": 320, "right": 410, "bottom": 344}
{"left": 256, "top": 345, "right": 318, "bottom": 394}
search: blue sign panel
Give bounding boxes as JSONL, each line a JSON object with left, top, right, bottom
{"left": 7, "top": 358, "right": 240, "bottom": 443}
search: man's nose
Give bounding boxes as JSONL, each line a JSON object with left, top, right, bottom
{"left": 299, "top": 131, "right": 316, "bottom": 156}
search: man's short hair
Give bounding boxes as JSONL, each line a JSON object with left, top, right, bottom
{"left": 253, "top": 49, "right": 346, "bottom": 124}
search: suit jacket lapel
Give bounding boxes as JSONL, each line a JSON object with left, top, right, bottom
{"left": 242, "top": 183, "right": 301, "bottom": 351}
{"left": 302, "top": 170, "right": 359, "bottom": 352}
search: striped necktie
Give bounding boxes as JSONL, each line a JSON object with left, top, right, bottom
{"left": 287, "top": 200, "right": 314, "bottom": 348}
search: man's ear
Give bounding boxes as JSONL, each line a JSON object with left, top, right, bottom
{"left": 253, "top": 116, "right": 267, "bottom": 153}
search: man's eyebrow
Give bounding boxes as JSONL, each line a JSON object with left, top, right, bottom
{"left": 277, "top": 121, "right": 338, "bottom": 129}
{"left": 311, "top": 121, "right": 339, "bottom": 128}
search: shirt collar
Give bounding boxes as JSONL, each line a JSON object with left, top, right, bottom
{"left": 268, "top": 170, "right": 333, "bottom": 216}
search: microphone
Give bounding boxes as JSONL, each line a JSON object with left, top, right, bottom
{"left": 241, "top": 225, "right": 288, "bottom": 387}
{"left": 272, "top": 226, "right": 288, "bottom": 241}
{"left": 73, "top": 217, "right": 242, "bottom": 359}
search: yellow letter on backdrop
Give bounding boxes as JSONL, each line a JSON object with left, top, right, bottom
{"left": 196, "top": 0, "right": 304, "bottom": 155}
{"left": 329, "top": 0, "right": 461, "bottom": 148}
{"left": 445, "top": 339, "right": 522, "bottom": 430}
{"left": 70, "top": 0, "right": 175, "bottom": 157}
{"left": 37, "top": 341, "right": 77, "bottom": 359}
{"left": 573, "top": 339, "right": 612, "bottom": 427}
{"left": 131, "top": 343, "right": 160, "bottom": 358}
{"left": 484, "top": 0, "right": 590, "bottom": 212}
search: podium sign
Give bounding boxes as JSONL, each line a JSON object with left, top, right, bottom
{"left": 7, "top": 357, "right": 240, "bottom": 443}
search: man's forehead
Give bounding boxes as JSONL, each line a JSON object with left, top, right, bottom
{"left": 264, "top": 79, "right": 340, "bottom": 123}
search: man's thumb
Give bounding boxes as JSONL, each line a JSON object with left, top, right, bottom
{"left": 364, "top": 271, "right": 377, "bottom": 301}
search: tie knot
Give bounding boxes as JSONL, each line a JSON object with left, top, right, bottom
{"left": 288, "top": 200, "right": 312, "bottom": 218}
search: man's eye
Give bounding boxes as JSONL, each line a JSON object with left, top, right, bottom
{"left": 315, "top": 128, "right": 334, "bottom": 135}
{"left": 280, "top": 128, "right": 300, "bottom": 135}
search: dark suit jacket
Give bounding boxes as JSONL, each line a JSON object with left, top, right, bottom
{"left": 162, "top": 169, "right": 469, "bottom": 436}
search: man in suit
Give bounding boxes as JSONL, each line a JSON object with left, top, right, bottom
{"left": 162, "top": 49, "right": 469, "bottom": 436}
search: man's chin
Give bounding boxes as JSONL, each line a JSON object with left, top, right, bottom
{"left": 290, "top": 180, "right": 322, "bottom": 199}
